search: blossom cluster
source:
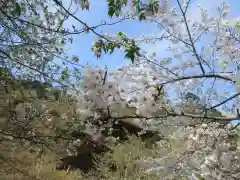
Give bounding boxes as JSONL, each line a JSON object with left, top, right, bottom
{"left": 76, "top": 64, "right": 166, "bottom": 120}
{"left": 72, "top": 1, "right": 240, "bottom": 179}
{"left": 184, "top": 123, "right": 240, "bottom": 180}
{"left": 74, "top": 64, "right": 240, "bottom": 180}
{"left": 76, "top": 65, "right": 126, "bottom": 118}
{"left": 73, "top": 3, "right": 240, "bottom": 178}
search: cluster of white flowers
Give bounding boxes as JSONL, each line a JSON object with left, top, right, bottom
{"left": 74, "top": 63, "right": 240, "bottom": 179}
{"left": 71, "top": 2, "right": 240, "bottom": 179}
{"left": 179, "top": 123, "right": 240, "bottom": 179}
{"left": 135, "top": 86, "right": 164, "bottom": 116}
{"left": 76, "top": 65, "right": 124, "bottom": 118}
{"left": 76, "top": 64, "right": 168, "bottom": 119}
{"left": 138, "top": 122, "right": 239, "bottom": 179}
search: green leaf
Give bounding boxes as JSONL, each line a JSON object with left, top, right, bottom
{"left": 222, "top": 18, "right": 240, "bottom": 27}
{"left": 139, "top": 12, "right": 146, "bottom": 21}
{"left": 59, "top": 67, "right": 69, "bottom": 82}
{"left": 19, "top": 31, "right": 27, "bottom": 38}
{"left": 133, "top": 0, "right": 141, "bottom": 12}
{"left": 125, "top": 50, "right": 135, "bottom": 63}
{"left": 107, "top": 0, "right": 127, "bottom": 17}
{"left": 107, "top": 0, "right": 115, "bottom": 17}
{"left": 29, "top": 17, "right": 38, "bottom": 24}
{"left": 117, "top": 31, "right": 126, "bottom": 38}
{"left": 55, "top": 39, "right": 65, "bottom": 47}
{"left": 236, "top": 21, "right": 240, "bottom": 33}
{"left": 217, "top": 60, "right": 228, "bottom": 70}
{"left": 80, "top": 0, "right": 90, "bottom": 10}
{"left": 117, "top": 32, "right": 124, "bottom": 36}
{"left": 122, "top": 0, "right": 127, "bottom": 5}
{"left": 72, "top": 56, "right": 79, "bottom": 62}
{"left": 148, "top": 0, "right": 160, "bottom": 14}
{"left": 14, "top": 3, "right": 21, "bottom": 17}
{"left": 108, "top": 43, "right": 115, "bottom": 54}
{"left": 114, "top": 10, "right": 120, "bottom": 17}
{"left": 55, "top": 42, "right": 64, "bottom": 47}
{"left": 108, "top": 9, "right": 114, "bottom": 17}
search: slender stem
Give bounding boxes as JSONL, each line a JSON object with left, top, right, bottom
{"left": 161, "top": 74, "right": 234, "bottom": 85}
{"left": 176, "top": 0, "right": 205, "bottom": 74}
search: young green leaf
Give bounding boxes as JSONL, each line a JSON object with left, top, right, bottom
{"left": 14, "top": 3, "right": 22, "bottom": 17}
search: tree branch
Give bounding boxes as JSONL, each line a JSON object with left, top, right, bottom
{"left": 208, "top": 92, "right": 240, "bottom": 110}
{"left": 161, "top": 74, "right": 235, "bottom": 85}
{"left": 0, "top": 49, "right": 81, "bottom": 93}
{"left": 109, "top": 111, "right": 236, "bottom": 123}
{"left": 176, "top": 0, "right": 205, "bottom": 74}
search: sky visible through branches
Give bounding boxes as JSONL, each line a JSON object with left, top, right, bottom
{"left": 61, "top": 0, "right": 240, "bottom": 67}
{"left": 55, "top": 0, "right": 240, "bottom": 124}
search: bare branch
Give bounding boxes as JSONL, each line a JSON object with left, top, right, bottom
{"left": 161, "top": 74, "right": 235, "bottom": 85}
{"left": 208, "top": 92, "right": 240, "bottom": 110}
{"left": 176, "top": 0, "right": 205, "bottom": 74}
{"left": 109, "top": 111, "right": 236, "bottom": 123}
{"left": 0, "top": 49, "right": 81, "bottom": 93}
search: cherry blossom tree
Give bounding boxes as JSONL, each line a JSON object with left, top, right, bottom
{"left": 73, "top": 0, "right": 240, "bottom": 179}
{"left": 1, "top": 0, "right": 240, "bottom": 179}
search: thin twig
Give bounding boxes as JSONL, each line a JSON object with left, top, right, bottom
{"left": 160, "top": 74, "right": 235, "bottom": 85}
{"left": 176, "top": 0, "right": 205, "bottom": 74}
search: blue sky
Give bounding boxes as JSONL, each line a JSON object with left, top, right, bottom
{"left": 62, "top": 0, "right": 240, "bottom": 69}
{"left": 60, "top": 0, "right": 240, "bottom": 122}
{"left": 62, "top": 0, "right": 153, "bottom": 69}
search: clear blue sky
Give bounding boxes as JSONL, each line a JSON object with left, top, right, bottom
{"left": 60, "top": 0, "right": 240, "bottom": 123}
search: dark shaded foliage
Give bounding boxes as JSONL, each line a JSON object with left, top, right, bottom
{"left": 57, "top": 118, "right": 163, "bottom": 172}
